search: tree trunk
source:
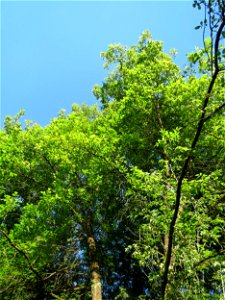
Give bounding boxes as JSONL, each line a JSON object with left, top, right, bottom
{"left": 87, "top": 215, "right": 102, "bottom": 300}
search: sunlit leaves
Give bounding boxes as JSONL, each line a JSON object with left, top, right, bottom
{"left": 0, "top": 27, "right": 225, "bottom": 299}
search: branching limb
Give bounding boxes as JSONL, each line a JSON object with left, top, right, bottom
{"left": 161, "top": 3, "right": 225, "bottom": 297}
{"left": 0, "top": 229, "right": 43, "bottom": 281}
{"left": 203, "top": 101, "right": 225, "bottom": 122}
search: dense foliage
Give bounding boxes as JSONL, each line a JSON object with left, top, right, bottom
{"left": 0, "top": 1, "right": 225, "bottom": 299}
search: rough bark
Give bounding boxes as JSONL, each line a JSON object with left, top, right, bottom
{"left": 86, "top": 215, "right": 102, "bottom": 300}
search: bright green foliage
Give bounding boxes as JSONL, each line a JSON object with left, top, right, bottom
{"left": 0, "top": 28, "right": 225, "bottom": 300}
{"left": 93, "top": 30, "right": 225, "bottom": 298}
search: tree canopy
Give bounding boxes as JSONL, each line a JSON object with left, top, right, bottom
{"left": 0, "top": 1, "right": 225, "bottom": 299}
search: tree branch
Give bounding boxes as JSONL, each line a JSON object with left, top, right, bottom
{"left": 214, "top": 17, "right": 225, "bottom": 72}
{"left": 0, "top": 229, "right": 43, "bottom": 281}
{"left": 161, "top": 7, "right": 225, "bottom": 297}
{"left": 203, "top": 101, "right": 225, "bottom": 122}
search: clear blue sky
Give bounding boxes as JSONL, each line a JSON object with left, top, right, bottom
{"left": 1, "top": 1, "right": 204, "bottom": 127}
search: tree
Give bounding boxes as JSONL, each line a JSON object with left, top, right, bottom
{"left": 0, "top": 1, "right": 225, "bottom": 299}
{"left": 93, "top": 10, "right": 225, "bottom": 296}
{"left": 0, "top": 105, "right": 140, "bottom": 299}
